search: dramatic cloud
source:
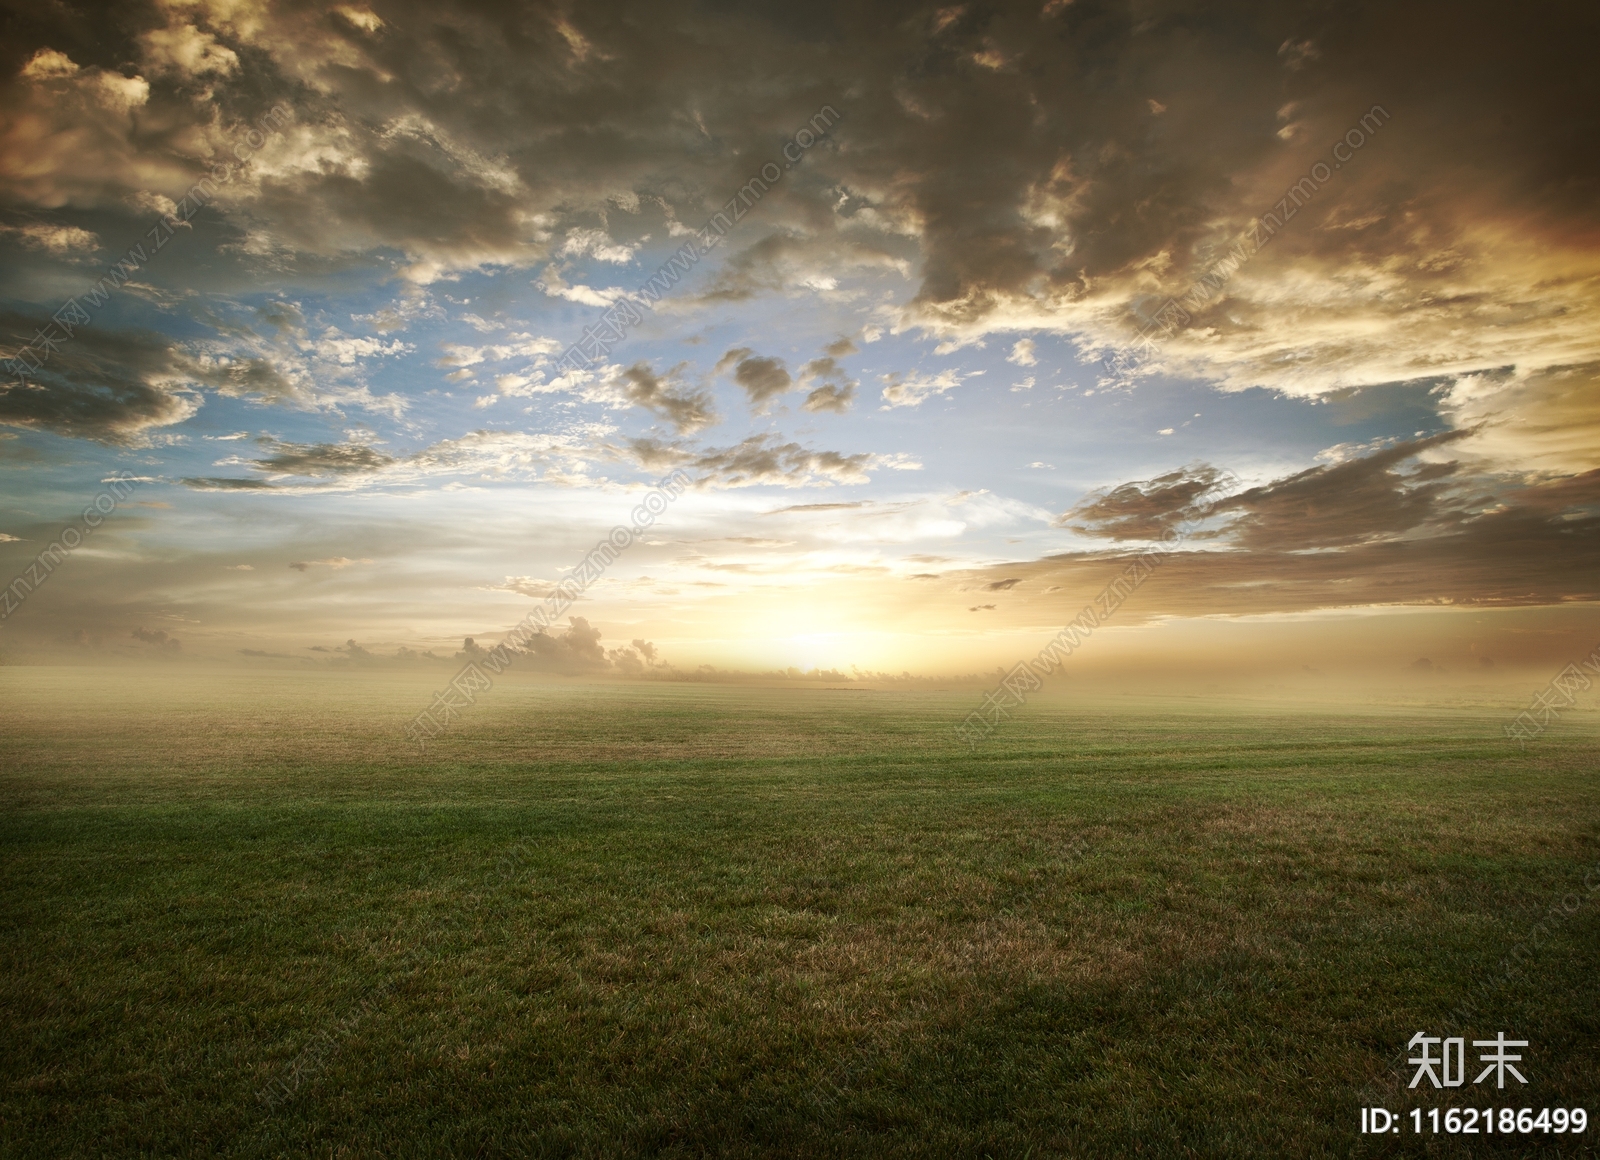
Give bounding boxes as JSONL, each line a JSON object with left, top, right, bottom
{"left": 1000, "top": 437, "right": 1600, "bottom": 617}
{"left": 1, "top": 48, "right": 163, "bottom": 210}
{"left": 1, "top": 3, "right": 1592, "bottom": 428}
{"left": 1, "top": 0, "right": 1593, "bottom": 409}
{"left": 2, "top": 0, "right": 1596, "bottom": 674}
{"left": 138, "top": 23, "right": 239, "bottom": 77}
{"left": 0, "top": 301, "right": 402, "bottom": 446}
{"left": 1442, "top": 362, "right": 1600, "bottom": 476}
{"left": 1062, "top": 435, "right": 1481, "bottom": 549}
{"left": 1205, "top": 432, "right": 1474, "bottom": 551}
{"left": 0, "top": 314, "right": 199, "bottom": 444}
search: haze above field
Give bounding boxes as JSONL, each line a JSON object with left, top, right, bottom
{"left": 1, "top": 0, "right": 1596, "bottom": 677}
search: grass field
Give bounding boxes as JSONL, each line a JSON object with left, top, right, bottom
{"left": 2, "top": 670, "right": 1597, "bottom": 1157}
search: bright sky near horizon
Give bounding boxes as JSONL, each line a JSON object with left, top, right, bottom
{"left": 1, "top": 0, "right": 1596, "bottom": 680}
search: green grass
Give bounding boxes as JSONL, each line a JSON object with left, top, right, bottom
{"left": 2, "top": 670, "right": 1597, "bottom": 1157}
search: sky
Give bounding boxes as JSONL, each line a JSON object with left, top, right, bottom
{"left": 0, "top": 0, "right": 1596, "bottom": 682}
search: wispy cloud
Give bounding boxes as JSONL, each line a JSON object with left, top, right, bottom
{"left": 879, "top": 369, "right": 968, "bottom": 409}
